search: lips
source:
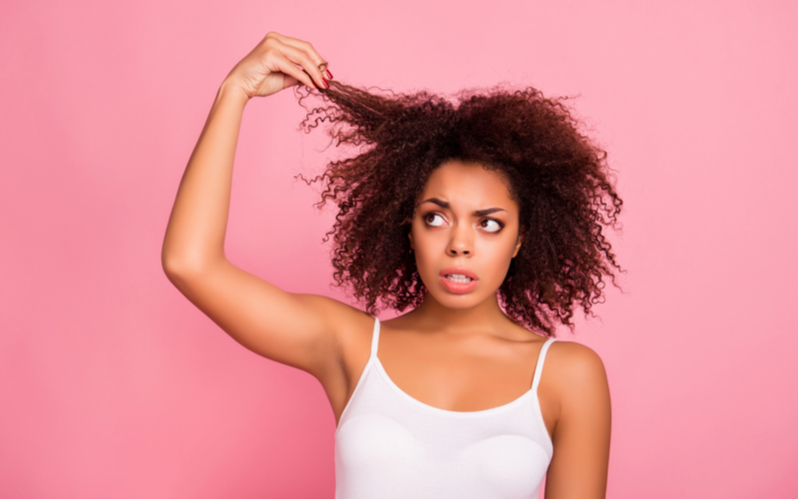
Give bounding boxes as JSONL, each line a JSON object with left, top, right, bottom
{"left": 439, "top": 267, "right": 479, "bottom": 294}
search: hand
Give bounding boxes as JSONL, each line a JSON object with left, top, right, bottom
{"left": 223, "top": 32, "right": 331, "bottom": 100}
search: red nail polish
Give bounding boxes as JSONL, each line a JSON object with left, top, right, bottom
{"left": 326, "top": 69, "right": 333, "bottom": 80}
{"left": 323, "top": 79, "right": 330, "bottom": 89}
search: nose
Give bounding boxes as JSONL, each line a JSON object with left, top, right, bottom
{"left": 446, "top": 222, "right": 473, "bottom": 256}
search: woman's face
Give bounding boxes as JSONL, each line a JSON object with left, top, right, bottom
{"left": 409, "top": 160, "right": 522, "bottom": 310}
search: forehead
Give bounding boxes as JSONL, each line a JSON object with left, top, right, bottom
{"left": 419, "top": 160, "right": 517, "bottom": 210}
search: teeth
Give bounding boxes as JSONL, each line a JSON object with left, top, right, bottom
{"left": 446, "top": 274, "right": 472, "bottom": 283}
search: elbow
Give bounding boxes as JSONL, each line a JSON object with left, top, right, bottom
{"left": 161, "top": 232, "right": 226, "bottom": 278}
{"left": 161, "top": 253, "right": 188, "bottom": 282}
{"left": 161, "top": 255, "right": 204, "bottom": 294}
{"left": 161, "top": 243, "right": 183, "bottom": 278}
{"left": 161, "top": 248, "right": 224, "bottom": 281}
{"left": 161, "top": 245, "right": 200, "bottom": 280}
{"left": 162, "top": 253, "right": 202, "bottom": 280}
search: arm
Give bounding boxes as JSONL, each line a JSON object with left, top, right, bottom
{"left": 161, "top": 33, "right": 364, "bottom": 384}
{"left": 544, "top": 342, "right": 612, "bottom": 499}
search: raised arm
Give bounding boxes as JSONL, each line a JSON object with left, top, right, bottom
{"left": 161, "top": 33, "right": 368, "bottom": 395}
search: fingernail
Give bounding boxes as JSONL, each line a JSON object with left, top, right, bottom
{"left": 326, "top": 69, "right": 333, "bottom": 80}
{"left": 323, "top": 79, "right": 330, "bottom": 89}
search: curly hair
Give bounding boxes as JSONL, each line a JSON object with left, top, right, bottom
{"left": 294, "top": 81, "right": 622, "bottom": 337}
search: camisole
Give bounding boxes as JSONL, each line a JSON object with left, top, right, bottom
{"left": 334, "top": 317, "right": 557, "bottom": 499}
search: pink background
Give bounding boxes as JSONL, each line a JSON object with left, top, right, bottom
{"left": 0, "top": 1, "right": 796, "bottom": 497}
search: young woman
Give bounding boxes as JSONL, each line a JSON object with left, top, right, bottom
{"left": 162, "top": 32, "right": 620, "bottom": 499}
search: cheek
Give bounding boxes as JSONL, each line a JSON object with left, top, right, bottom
{"left": 411, "top": 232, "right": 438, "bottom": 264}
{"left": 477, "top": 231, "right": 517, "bottom": 254}
{"left": 410, "top": 227, "right": 444, "bottom": 272}
{"left": 476, "top": 237, "right": 518, "bottom": 274}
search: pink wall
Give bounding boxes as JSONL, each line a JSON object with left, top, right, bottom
{"left": 0, "top": 1, "right": 795, "bottom": 497}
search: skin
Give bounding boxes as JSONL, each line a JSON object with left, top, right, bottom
{"left": 161, "top": 31, "right": 611, "bottom": 498}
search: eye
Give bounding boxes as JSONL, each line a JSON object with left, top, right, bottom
{"left": 424, "top": 212, "right": 445, "bottom": 227}
{"left": 480, "top": 219, "right": 503, "bottom": 233}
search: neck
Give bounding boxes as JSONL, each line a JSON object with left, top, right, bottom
{"left": 406, "top": 290, "right": 514, "bottom": 335}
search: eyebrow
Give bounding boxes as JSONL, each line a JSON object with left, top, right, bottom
{"left": 418, "top": 197, "right": 507, "bottom": 217}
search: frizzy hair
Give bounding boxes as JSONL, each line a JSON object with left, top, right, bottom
{"left": 294, "top": 80, "right": 622, "bottom": 337}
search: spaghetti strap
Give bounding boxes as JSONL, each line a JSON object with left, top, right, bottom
{"left": 369, "top": 317, "right": 381, "bottom": 358}
{"left": 531, "top": 338, "right": 557, "bottom": 390}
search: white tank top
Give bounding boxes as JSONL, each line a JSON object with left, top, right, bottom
{"left": 334, "top": 317, "right": 556, "bottom": 498}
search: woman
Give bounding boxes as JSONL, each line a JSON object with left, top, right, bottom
{"left": 162, "top": 32, "right": 620, "bottom": 498}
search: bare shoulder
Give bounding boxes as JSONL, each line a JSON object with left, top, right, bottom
{"left": 543, "top": 340, "right": 611, "bottom": 452}
{"left": 541, "top": 340, "right": 610, "bottom": 421}
{"left": 546, "top": 340, "right": 608, "bottom": 384}
{"left": 541, "top": 340, "right": 612, "bottom": 498}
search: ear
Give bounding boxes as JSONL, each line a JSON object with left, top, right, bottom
{"left": 511, "top": 231, "right": 523, "bottom": 258}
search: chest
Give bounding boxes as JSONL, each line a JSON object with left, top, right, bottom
{"left": 336, "top": 323, "right": 559, "bottom": 442}
{"left": 334, "top": 337, "right": 555, "bottom": 499}
{"left": 376, "top": 334, "right": 540, "bottom": 413}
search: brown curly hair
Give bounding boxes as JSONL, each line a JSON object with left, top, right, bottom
{"left": 294, "top": 81, "right": 622, "bottom": 337}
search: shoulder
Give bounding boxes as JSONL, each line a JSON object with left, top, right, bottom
{"left": 540, "top": 340, "right": 612, "bottom": 498}
{"left": 546, "top": 340, "right": 607, "bottom": 381}
{"left": 544, "top": 340, "right": 610, "bottom": 413}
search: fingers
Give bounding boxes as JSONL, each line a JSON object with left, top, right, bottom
{"left": 265, "top": 32, "right": 330, "bottom": 90}
{"left": 278, "top": 44, "right": 328, "bottom": 89}
{"left": 272, "top": 55, "right": 318, "bottom": 91}
{"left": 269, "top": 32, "right": 328, "bottom": 70}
